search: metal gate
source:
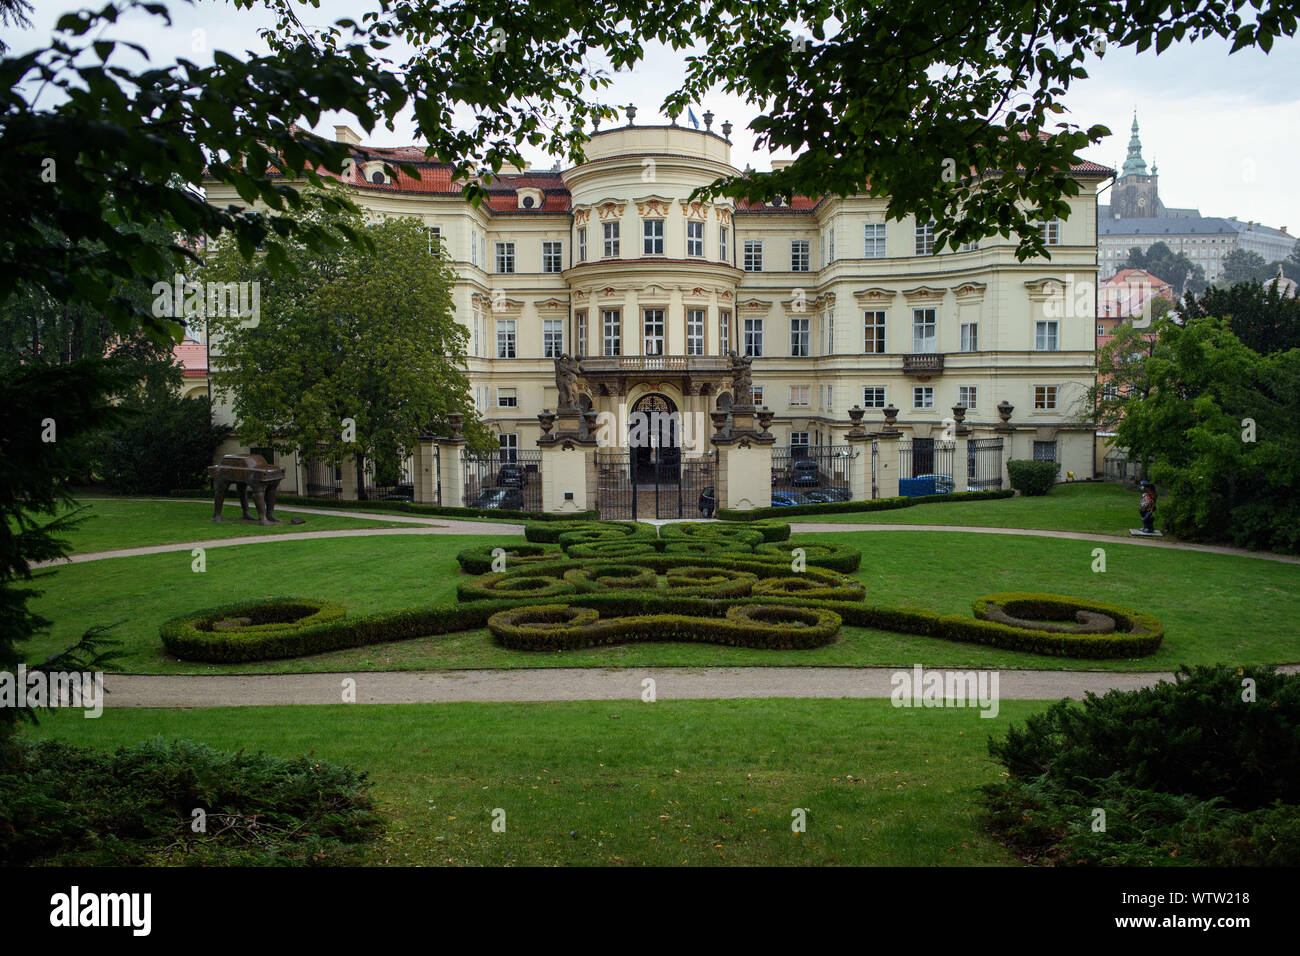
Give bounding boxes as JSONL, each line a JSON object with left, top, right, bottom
{"left": 463, "top": 449, "right": 542, "bottom": 513}
{"left": 967, "top": 437, "right": 1004, "bottom": 491}
{"left": 771, "top": 444, "right": 852, "bottom": 504}
{"left": 361, "top": 456, "right": 415, "bottom": 501}
{"left": 595, "top": 448, "right": 716, "bottom": 519}
{"left": 303, "top": 459, "right": 342, "bottom": 498}
{"left": 899, "top": 438, "right": 956, "bottom": 491}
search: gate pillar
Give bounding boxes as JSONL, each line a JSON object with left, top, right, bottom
{"left": 436, "top": 413, "right": 467, "bottom": 508}
{"left": 711, "top": 404, "right": 775, "bottom": 511}
{"left": 538, "top": 408, "right": 597, "bottom": 514}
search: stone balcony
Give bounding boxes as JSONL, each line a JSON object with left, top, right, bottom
{"left": 902, "top": 353, "right": 945, "bottom": 376}
{"left": 576, "top": 354, "right": 733, "bottom": 396}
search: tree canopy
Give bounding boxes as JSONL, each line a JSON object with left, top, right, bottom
{"left": 1123, "top": 241, "right": 1207, "bottom": 296}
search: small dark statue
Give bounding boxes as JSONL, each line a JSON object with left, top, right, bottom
{"left": 207, "top": 454, "right": 285, "bottom": 526}
{"left": 1138, "top": 481, "right": 1157, "bottom": 534}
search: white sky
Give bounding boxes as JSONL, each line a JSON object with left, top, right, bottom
{"left": 6, "top": 0, "right": 1299, "bottom": 233}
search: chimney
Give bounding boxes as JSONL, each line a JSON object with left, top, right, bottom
{"left": 334, "top": 125, "right": 362, "bottom": 146}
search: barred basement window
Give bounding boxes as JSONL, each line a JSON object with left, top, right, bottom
{"left": 1033, "top": 440, "right": 1058, "bottom": 461}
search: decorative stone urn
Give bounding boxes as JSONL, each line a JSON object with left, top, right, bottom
{"left": 880, "top": 404, "right": 901, "bottom": 436}
{"left": 710, "top": 410, "right": 730, "bottom": 438}
{"left": 951, "top": 403, "right": 971, "bottom": 436}
{"left": 446, "top": 411, "right": 465, "bottom": 442}
{"left": 995, "top": 400, "right": 1015, "bottom": 433}
{"left": 756, "top": 406, "right": 775, "bottom": 436}
{"left": 846, "top": 405, "right": 867, "bottom": 439}
{"left": 537, "top": 410, "right": 556, "bottom": 438}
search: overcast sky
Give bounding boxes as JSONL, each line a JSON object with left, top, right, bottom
{"left": 6, "top": 0, "right": 1299, "bottom": 234}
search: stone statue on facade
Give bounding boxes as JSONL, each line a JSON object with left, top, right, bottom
{"left": 727, "top": 349, "right": 753, "bottom": 404}
{"left": 554, "top": 354, "right": 583, "bottom": 411}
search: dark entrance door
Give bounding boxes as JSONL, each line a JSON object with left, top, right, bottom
{"left": 630, "top": 393, "right": 679, "bottom": 483}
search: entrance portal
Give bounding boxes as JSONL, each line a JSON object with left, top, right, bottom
{"left": 630, "top": 393, "right": 680, "bottom": 483}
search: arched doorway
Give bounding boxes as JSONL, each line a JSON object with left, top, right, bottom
{"left": 630, "top": 392, "right": 679, "bottom": 483}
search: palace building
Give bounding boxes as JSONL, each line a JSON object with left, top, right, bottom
{"left": 203, "top": 119, "right": 1112, "bottom": 505}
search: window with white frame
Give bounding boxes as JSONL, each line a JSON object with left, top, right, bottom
{"left": 602, "top": 309, "right": 621, "bottom": 356}
{"left": 643, "top": 219, "right": 664, "bottom": 255}
{"left": 470, "top": 231, "right": 479, "bottom": 267}
{"left": 1102, "top": 381, "right": 1119, "bottom": 401}
{"left": 495, "top": 242, "right": 515, "bottom": 273}
{"left": 744, "top": 316, "right": 764, "bottom": 357}
{"left": 1034, "top": 385, "right": 1058, "bottom": 410}
{"left": 912, "top": 308, "right": 937, "bottom": 353}
{"left": 825, "top": 310, "right": 835, "bottom": 355}
{"left": 425, "top": 226, "right": 441, "bottom": 254}
{"left": 864, "top": 223, "right": 886, "bottom": 258}
{"left": 790, "top": 385, "right": 811, "bottom": 407}
{"left": 1035, "top": 320, "right": 1059, "bottom": 351}
{"left": 791, "top": 240, "right": 810, "bottom": 272}
{"left": 719, "top": 226, "right": 729, "bottom": 262}
{"left": 1097, "top": 324, "right": 1106, "bottom": 337}
{"left": 960, "top": 239, "right": 978, "bottom": 252}
{"left": 864, "top": 311, "right": 886, "bottom": 354}
{"left": 960, "top": 322, "right": 978, "bottom": 352}
{"left": 824, "top": 384, "right": 833, "bottom": 412}
{"left": 686, "top": 221, "right": 704, "bottom": 257}
{"left": 719, "top": 310, "right": 731, "bottom": 355}
{"left": 828, "top": 229, "right": 836, "bottom": 263}
{"left": 472, "top": 311, "right": 480, "bottom": 357}
{"left": 577, "top": 227, "right": 587, "bottom": 262}
{"left": 958, "top": 385, "right": 978, "bottom": 409}
{"left": 499, "top": 433, "right": 518, "bottom": 462}
{"left": 575, "top": 311, "right": 587, "bottom": 358}
{"left": 790, "top": 316, "right": 810, "bottom": 356}
{"left": 790, "top": 431, "right": 810, "bottom": 447}
{"left": 862, "top": 386, "right": 885, "bottom": 408}
{"left": 750, "top": 384, "right": 764, "bottom": 406}
{"left": 1039, "top": 219, "right": 1061, "bottom": 245}
{"left": 914, "top": 220, "right": 935, "bottom": 256}
{"left": 603, "top": 222, "right": 620, "bottom": 257}
{"left": 480, "top": 234, "right": 486, "bottom": 269}
{"left": 687, "top": 309, "right": 705, "bottom": 356}
{"left": 913, "top": 385, "right": 934, "bottom": 409}
{"left": 743, "top": 240, "right": 764, "bottom": 272}
{"left": 542, "top": 241, "right": 562, "bottom": 273}
{"left": 497, "top": 387, "right": 518, "bottom": 408}
{"left": 542, "top": 318, "right": 563, "bottom": 358}
{"left": 496, "top": 319, "right": 516, "bottom": 358}
{"left": 643, "top": 309, "right": 665, "bottom": 355}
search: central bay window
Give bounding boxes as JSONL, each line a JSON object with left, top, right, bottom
{"left": 743, "top": 239, "right": 763, "bottom": 272}
{"left": 1035, "top": 320, "right": 1059, "bottom": 351}
{"left": 496, "top": 319, "right": 516, "bottom": 359}
{"left": 495, "top": 242, "right": 515, "bottom": 274}
{"left": 686, "top": 309, "right": 705, "bottom": 356}
{"left": 643, "top": 309, "right": 665, "bottom": 355}
{"left": 603, "top": 222, "right": 620, "bottom": 257}
{"left": 743, "top": 316, "right": 764, "bottom": 357}
{"left": 542, "top": 318, "right": 563, "bottom": 358}
{"left": 864, "top": 311, "right": 886, "bottom": 353}
{"left": 687, "top": 221, "right": 704, "bottom": 257}
{"left": 791, "top": 239, "right": 810, "bottom": 272}
{"left": 719, "top": 310, "right": 731, "bottom": 355}
{"left": 643, "top": 219, "right": 664, "bottom": 255}
{"left": 602, "top": 309, "right": 621, "bottom": 356}
{"left": 912, "top": 308, "right": 937, "bottom": 353}
{"left": 790, "top": 316, "right": 810, "bottom": 357}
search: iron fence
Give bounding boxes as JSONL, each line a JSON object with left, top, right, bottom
{"left": 302, "top": 459, "right": 343, "bottom": 499}
{"left": 361, "top": 456, "right": 415, "bottom": 501}
{"left": 595, "top": 448, "right": 716, "bottom": 519}
{"left": 463, "top": 449, "right": 542, "bottom": 513}
{"left": 770, "top": 444, "right": 853, "bottom": 504}
{"left": 967, "top": 437, "right": 1004, "bottom": 492}
{"left": 899, "top": 438, "right": 956, "bottom": 484}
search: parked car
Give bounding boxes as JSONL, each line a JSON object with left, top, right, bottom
{"left": 788, "top": 459, "right": 822, "bottom": 487}
{"left": 378, "top": 483, "right": 415, "bottom": 502}
{"left": 804, "top": 487, "right": 851, "bottom": 504}
{"left": 698, "top": 485, "right": 717, "bottom": 517}
{"left": 496, "top": 464, "right": 528, "bottom": 488}
{"left": 771, "top": 491, "right": 814, "bottom": 507}
{"left": 914, "top": 473, "right": 955, "bottom": 494}
{"left": 473, "top": 487, "right": 525, "bottom": 510}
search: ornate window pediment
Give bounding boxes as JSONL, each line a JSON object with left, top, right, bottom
{"left": 853, "top": 287, "right": 896, "bottom": 302}
{"left": 902, "top": 285, "right": 948, "bottom": 303}
{"left": 636, "top": 197, "right": 673, "bottom": 218}
{"left": 1024, "top": 277, "right": 1068, "bottom": 302}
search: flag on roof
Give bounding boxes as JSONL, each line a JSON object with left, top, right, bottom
{"left": 687, "top": 107, "right": 699, "bottom": 129}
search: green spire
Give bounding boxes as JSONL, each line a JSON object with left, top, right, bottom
{"left": 1121, "top": 112, "right": 1147, "bottom": 177}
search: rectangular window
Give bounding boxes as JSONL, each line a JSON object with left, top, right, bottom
{"left": 687, "top": 221, "right": 704, "bottom": 257}
{"left": 824, "top": 384, "right": 833, "bottom": 412}
{"left": 687, "top": 309, "right": 705, "bottom": 356}
{"left": 1035, "top": 320, "right": 1059, "bottom": 351}
{"left": 497, "top": 387, "right": 518, "bottom": 408}
{"left": 719, "top": 226, "right": 729, "bottom": 262}
{"left": 480, "top": 235, "right": 486, "bottom": 269}
{"left": 575, "top": 311, "right": 587, "bottom": 358}
{"left": 825, "top": 310, "right": 835, "bottom": 355}
{"left": 913, "top": 386, "right": 934, "bottom": 409}
{"left": 542, "top": 241, "right": 563, "bottom": 273}
{"left": 1102, "top": 382, "right": 1119, "bottom": 401}
{"left": 915, "top": 219, "right": 935, "bottom": 256}
{"left": 1033, "top": 440, "right": 1058, "bottom": 461}
{"left": 743, "top": 317, "right": 764, "bottom": 357}
{"left": 495, "top": 242, "right": 515, "bottom": 274}
{"left": 471, "top": 231, "right": 479, "bottom": 267}
{"left": 958, "top": 385, "right": 978, "bottom": 410}
{"left": 864, "top": 223, "right": 886, "bottom": 258}
{"left": 602, "top": 309, "right": 621, "bottom": 356}
{"left": 862, "top": 386, "right": 885, "bottom": 408}
{"left": 790, "top": 431, "right": 810, "bottom": 447}
{"left": 719, "top": 310, "right": 731, "bottom": 355}
{"left": 425, "top": 226, "right": 441, "bottom": 254}
{"left": 912, "top": 308, "right": 937, "bottom": 353}
{"left": 499, "top": 433, "right": 518, "bottom": 462}
{"left": 750, "top": 384, "right": 764, "bottom": 407}
{"left": 643, "top": 309, "right": 665, "bottom": 356}
{"left": 472, "top": 311, "right": 480, "bottom": 357}
{"left": 960, "top": 322, "right": 978, "bottom": 352}
{"left": 603, "top": 222, "right": 620, "bottom": 258}
{"left": 790, "top": 240, "right": 810, "bottom": 272}
{"left": 542, "top": 318, "right": 563, "bottom": 358}
{"left": 577, "top": 228, "right": 587, "bottom": 263}
{"left": 828, "top": 229, "right": 835, "bottom": 263}
{"left": 496, "top": 319, "right": 516, "bottom": 359}
{"left": 864, "top": 311, "right": 886, "bottom": 354}
{"left": 960, "top": 239, "right": 978, "bottom": 252}
{"left": 790, "top": 385, "right": 811, "bottom": 408}
{"left": 743, "top": 240, "right": 764, "bottom": 272}
{"left": 790, "top": 316, "right": 810, "bottom": 357}
{"left": 1039, "top": 219, "right": 1061, "bottom": 246}
{"left": 1034, "top": 385, "right": 1058, "bottom": 410}
{"left": 643, "top": 219, "right": 664, "bottom": 255}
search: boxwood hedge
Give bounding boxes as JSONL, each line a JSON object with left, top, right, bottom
{"left": 455, "top": 543, "right": 559, "bottom": 574}
{"left": 753, "top": 539, "right": 863, "bottom": 573}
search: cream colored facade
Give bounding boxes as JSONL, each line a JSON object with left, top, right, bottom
{"left": 205, "top": 123, "right": 1111, "bottom": 485}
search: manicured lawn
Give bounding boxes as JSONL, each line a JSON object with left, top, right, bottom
{"left": 26, "top": 527, "right": 1300, "bottom": 673}
{"left": 795, "top": 481, "right": 1139, "bottom": 535}
{"left": 42, "top": 498, "right": 409, "bottom": 553}
{"left": 25, "top": 699, "right": 1036, "bottom": 866}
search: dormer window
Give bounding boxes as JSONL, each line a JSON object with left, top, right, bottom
{"left": 517, "top": 188, "right": 543, "bottom": 210}
{"left": 360, "top": 162, "right": 390, "bottom": 185}
{"left": 370, "top": 171, "right": 385, "bottom": 184}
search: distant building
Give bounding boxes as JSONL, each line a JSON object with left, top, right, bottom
{"left": 1098, "top": 114, "right": 1294, "bottom": 282}
{"left": 173, "top": 337, "right": 208, "bottom": 400}
{"left": 1097, "top": 268, "right": 1171, "bottom": 350}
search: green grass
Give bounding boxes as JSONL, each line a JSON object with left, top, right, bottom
{"left": 27, "top": 528, "right": 1300, "bottom": 673}
{"left": 45, "top": 498, "right": 410, "bottom": 553}
{"left": 793, "top": 481, "right": 1139, "bottom": 534}
{"left": 24, "top": 699, "right": 1037, "bottom": 866}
